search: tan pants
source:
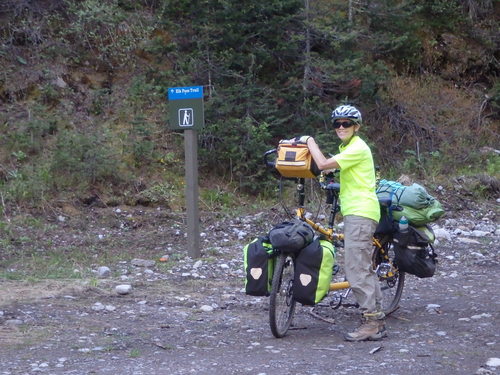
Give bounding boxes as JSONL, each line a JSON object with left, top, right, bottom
{"left": 343, "top": 215, "right": 382, "bottom": 315}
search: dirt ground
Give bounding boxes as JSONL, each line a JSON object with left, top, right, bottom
{"left": 0, "top": 199, "right": 499, "bottom": 375}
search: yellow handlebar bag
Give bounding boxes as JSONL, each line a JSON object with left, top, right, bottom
{"left": 275, "top": 141, "right": 320, "bottom": 178}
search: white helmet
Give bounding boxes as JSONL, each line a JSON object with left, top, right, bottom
{"left": 331, "top": 105, "right": 362, "bottom": 125}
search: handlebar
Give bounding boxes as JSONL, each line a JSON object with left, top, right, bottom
{"left": 263, "top": 148, "right": 277, "bottom": 168}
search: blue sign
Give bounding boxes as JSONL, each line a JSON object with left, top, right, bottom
{"left": 168, "top": 86, "right": 203, "bottom": 100}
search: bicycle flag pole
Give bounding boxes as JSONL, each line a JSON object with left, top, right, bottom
{"left": 167, "top": 86, "right": 205, "bottom": 258}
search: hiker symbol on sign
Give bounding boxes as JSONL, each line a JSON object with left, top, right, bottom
{"left": 179, "top": 108, "right": 194, "bottom": 127}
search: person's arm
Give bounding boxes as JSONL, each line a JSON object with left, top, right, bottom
{"left": 306, "top": 137, "right": 340, "bottom": 170}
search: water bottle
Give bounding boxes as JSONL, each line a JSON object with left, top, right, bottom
{"left": 399, "top": 216, "right": 409, "bottom": 233}
{"left": 398, "top": 216, "right": 409, "bottom": 246}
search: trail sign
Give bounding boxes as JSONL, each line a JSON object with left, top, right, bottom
{"left": 168, "top": 86, "right": 204, "bottom": 129}
{"left": 167, "top": 85, "right": 205, "bottom": 258}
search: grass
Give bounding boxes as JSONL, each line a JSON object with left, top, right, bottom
{"left": 129, "top": 348, "right": 141, "bottom": 358}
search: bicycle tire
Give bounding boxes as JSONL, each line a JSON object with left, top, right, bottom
{"left": 269, "top": 253, "right": 296, "bottom": 338}
{"left": 372, "top": 235, "right": 405, "bottom": 315}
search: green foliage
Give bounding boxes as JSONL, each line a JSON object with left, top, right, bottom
{"left": 1, "top": 113, "right": 58, "bottom": 156}
{"left": 200, "top": 187, "right": 237, "bottom": 213}
{"left": 51, "top": 129, "right": 124, "bottom": 189}
{"left": 199, "top": 116, "right": 273, "bottom": 192}
{"left": 418, "top": 0, "right": 463, "bottom": 30}
{"left": 1, "top": 163, "right": 53, "bottom": 206}
{"left": 90, "top": 88, "right": 112, "bottom": 115}
{"left": 0, "top": 0, "right": 498, "bottom": 209}
{"left": 61, "top": 0, "right": 153, "bottom": 68}
{"left": 137, "top": 182, "right": 179, "bottom": 206}
{"left": 488, "top": 81, "right": 500, "bottom": 114}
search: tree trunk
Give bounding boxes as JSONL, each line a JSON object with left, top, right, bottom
{"left": 303, "top": 0, "right": 312, "bottom": 96}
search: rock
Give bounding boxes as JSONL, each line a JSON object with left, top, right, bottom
{"left": 131, "top": 258, "right": 155, "bottom": 267}
{"left": 457, "top": 237, "right": 481, "bottom": 244}
{"left": 193, "top": 260, "right": 203, "bottom": 269}
{"left": 426, "top": 304, "right": 441, "bottom": 314}
{"left": 486, "top": 358, "right": 500, "bottom": 367}
{"left": 471, "top": 313, "right": 491, "bottom": 320}
{"left": 471, "top": 230, "right": 490, "bottom": 237}
{"left": 5, "top": 319, "right": 23, "bottom": 326}
{"left": 91, "top": 302, "right": 106, "bottom": 311}
{"left": 115, "top": 284, "right": 132, "bottom": 295}
{"left": 200, "top": 305, "right": 214, "bottom": 312}
{"left": 433, "top": 227, "right": 451, "bottom": 241}
{"left": 97, "top": 266, "right": 111, "bottom": 278}
{"left": 475, "top": 368, "right": 493, "bottom": 375}
{"left": 54, "top": 76, "right": 67, "bottom": 88}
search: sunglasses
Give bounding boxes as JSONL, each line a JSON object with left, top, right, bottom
{"left": 333, "top": 120, "right": 355, "bottom": 129}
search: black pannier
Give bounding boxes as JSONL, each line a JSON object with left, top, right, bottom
{"left": 393, "top": 225, "right": 438, "bottom": 278}
{"left": 243, "top": 237, "right": 276, "bottom": 296}
{"left": 293, "top": 239, "right": 335, "bottom": 305}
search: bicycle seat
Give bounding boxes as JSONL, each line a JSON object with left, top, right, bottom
{"left": 378, "top": 197, "right": 392, "bottom": 207}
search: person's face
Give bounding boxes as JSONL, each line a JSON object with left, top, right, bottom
{"left": 333, "top": 119, "right": 359, "bottom": 142}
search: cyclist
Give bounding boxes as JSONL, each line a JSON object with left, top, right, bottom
{"left": 301, "top": 104, "right": 386, "bottom": 341}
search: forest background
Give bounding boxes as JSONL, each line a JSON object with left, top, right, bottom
{"left": 0, "top": 0, "right": 499, "bottom": 214}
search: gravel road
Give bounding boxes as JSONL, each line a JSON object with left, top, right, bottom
{"left": 0, "top": 204, "right": 498, "bottom": 375}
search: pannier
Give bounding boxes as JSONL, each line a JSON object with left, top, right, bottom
{"left": 243, "top": 237, "right": 276, "bottom": 296}
{"left": 268, "top": 219, "right": 314, "bottom": 253}
{"left": 393, "top": 225, "right": 437, "bottom": 278}
{"left": 275, "top": 140, "right": 320, "bottom": 179}
{"left": 293, "top": 239, "right": 336, "bottom": 305}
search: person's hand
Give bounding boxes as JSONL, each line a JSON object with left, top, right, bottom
{"left": 295, "top": 135, "right": 311, "bottom": 144}
{"left": 279, "top": 136, "right": 312, "bottom": 145}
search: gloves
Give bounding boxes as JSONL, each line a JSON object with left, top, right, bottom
{"left": 295, "top": 135, "right": 311, "bottom": 144}
{"left": 279, "top": 136, "right": 312, "bottom": 145}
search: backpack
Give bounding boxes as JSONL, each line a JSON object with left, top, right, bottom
{"left": 293, "top": 239, "right": 336, "bottom": 305}
{"left": 243, "top": 237, "right": 276, "bottom": 296}
{"left": 275, "top": 140, "right": 320, "bottom": 178}
{"left": 393, "top": 225, "right": 437, "bottom": 278}
{"left": 268, "top": 219, "right": 315, "bottom": 253}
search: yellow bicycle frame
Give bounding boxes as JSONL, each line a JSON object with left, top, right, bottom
{"left": 295, "top": 207, "right": 394, "bottom": 291}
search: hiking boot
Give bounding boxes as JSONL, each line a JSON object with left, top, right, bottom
{"left": 344, "top": 318, "right": 387, "bottom": 342}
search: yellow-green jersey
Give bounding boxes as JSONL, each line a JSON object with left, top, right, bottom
{"left": 335, "top": 136, "right": 380, "bottom": 223}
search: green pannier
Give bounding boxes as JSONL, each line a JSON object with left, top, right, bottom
{"left": 293, "top": 239, "right": 335, "bottom": 305}
{"left": 243, "top": 237, "right": 276, "bottom": 296}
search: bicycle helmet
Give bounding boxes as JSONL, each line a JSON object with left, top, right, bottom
{"left": 331, "top": 105, "right": 362, "bottom": 125}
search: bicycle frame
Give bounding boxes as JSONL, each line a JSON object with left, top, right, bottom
{"left": 293, "top": 175, "right": 392, "bottom": 292}
{"left": 266, "top": 150, "right": 405, "bottom": 337}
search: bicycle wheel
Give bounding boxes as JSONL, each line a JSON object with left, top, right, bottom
{"left": 269, "top": 253, "right": 296, "bottom": 338}
{"left": 372, "top": 235, "right": 405, "bottom": 315}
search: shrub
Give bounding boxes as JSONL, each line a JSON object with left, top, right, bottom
{"left": 51, "top": 129, "right": 123, "bottom": 190}
{"left": 370, "top": 75, "right": 499, "bottom": 178}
